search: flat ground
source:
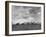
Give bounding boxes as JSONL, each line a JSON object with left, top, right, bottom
{"left": 12, "top": 23, "right": 41, "bottom": 31}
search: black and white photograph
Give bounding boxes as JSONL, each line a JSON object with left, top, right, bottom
{"left": 5, "top": 1, "right": 45, "bottom": 36}
{"left": 12, "top": 6, "right": 41, "bottom": 31}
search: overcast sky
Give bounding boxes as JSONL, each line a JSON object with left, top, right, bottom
{"left": 12, "top": 6, "right": 41, "bottom": 24}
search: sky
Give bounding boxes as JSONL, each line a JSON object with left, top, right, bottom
{"left": 12, "top": 6, "right": 41, "bottom": 24}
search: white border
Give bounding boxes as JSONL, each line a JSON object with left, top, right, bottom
{"left": 9, "top": 3, "right": 44, "bottom": 34}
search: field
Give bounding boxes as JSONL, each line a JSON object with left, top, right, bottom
{"left": 12, "top": 23, "right": 41, "bottom": 31}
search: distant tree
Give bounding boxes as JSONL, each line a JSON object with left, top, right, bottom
{"left": 21, "top": 23, "right": 24, "bottom": 25}
{"left": 16, "top": 23, "right": 19, "bottom": 25}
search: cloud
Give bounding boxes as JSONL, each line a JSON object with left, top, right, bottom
{"left": 12, "top": 6, "right": 41, "bottom": 24}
